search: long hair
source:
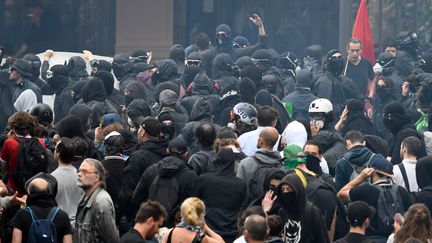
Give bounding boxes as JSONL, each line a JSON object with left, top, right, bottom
{"left": 394, "top": 203, "right": 432, "bottom": 243}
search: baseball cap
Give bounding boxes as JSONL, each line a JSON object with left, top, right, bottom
{"left": 369, "top": 157, "right": 393, "bottom": 177}
{"left": 168, "top": 136, "right": 188, "bottom": 155}
{"left": 141, "top": 117, "right": 161, "bottom": 137}
{"left": 347, "top": 201, "right": 375, "bottom": 226}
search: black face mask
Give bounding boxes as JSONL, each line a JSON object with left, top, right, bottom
{"left": 216, "top": 34, "right": 230, "bottom": 46}
{"left": 279, "top": 191, "right": 296, "bottom": 209}
{"left": 305, "top": 154, "right": 322, "bottom": 175}
{"left": 124, "top": 95, "right": 133, "bottom": 107}
{"left": 161, "top": 124, "right": 175, "bottom": 140}
{"left": 328, "top": 56, "right": 345, "bottom": 75}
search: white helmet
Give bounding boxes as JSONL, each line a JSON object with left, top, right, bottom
{"left": 232, "top": 102, "right": 257, "bottom": 125}
{"left": 308, "top": 98, "right": 333, "bottom": 113}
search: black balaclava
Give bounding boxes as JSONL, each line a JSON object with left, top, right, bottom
{"left": 376, "top": 52, "right": 396, "bottom": 76}
{"left": 252, "top": 49, "right": 273, "bottom": 72}
{"left": 112, "top": 54, "right": 133, "bottom": 80}
{"left": 376, "top": 78, "right": 395, "bottom": 103}
{"left": 212, "top": 53, "right": 234, "bottom": 79}
{"left": 277, "top": 173, "right": 306, "bottom": 221}
{"left": 23, "top": 53, "right": 41, "bottom": 82}
{"left": 215, "top": 24, "right": 232, "bottom": 47}
{"left": 382, "top": 101, "right": 411, "bottom": 134}
{"left": 47, "top": 65, "right": 69, "bottom": 92}
{"left": 81, "top": 78, "right": 107, "bottom": 103}
{"left": 305, "top": 154, "right": 323, "bottom": 175}
{"left": 326, "top": 49, "right": 344, "bottom": 75}
{"left": 67, "top": 56, "right": 88, "bottom": 79}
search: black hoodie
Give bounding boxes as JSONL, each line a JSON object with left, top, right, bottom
{"left": 118, "top": 139, "right": 168, "bottom": 220}
{"left": 131, "top": 155, "right": 197, "bottom": 226}
{"left": 416, "top": 156, "right": 432, "bottom": 213}
{"left": 193, "top": 148, "right": 247, "bottom": 243}
{"left": 277, "top": 173, "right": 329, "bottom": 243}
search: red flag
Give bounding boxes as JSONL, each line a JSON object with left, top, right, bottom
{"left": 352, "top": 0, "right": 375, "bottom": 65}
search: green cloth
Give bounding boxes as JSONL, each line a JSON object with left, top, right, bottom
{"left": 283, "top": 144, "right": 306, "bottom": 169}
{"left": 415, "top": 110, "right": 429, "bottom": 132}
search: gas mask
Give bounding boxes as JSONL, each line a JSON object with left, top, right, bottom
{"left": 373, "top": 59, "right": 395, "bottom": 76}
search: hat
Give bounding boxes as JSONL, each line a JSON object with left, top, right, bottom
{"left": 347, "top": 201, "right": 375, "bottom": 226}
{"left": 295, "top": 69, "right": 312, "bottom": 87}
{"left": 383, "top": 102, "right": 405, "bottom": 115}
{"left": 215, "top": 24, "right": 231, "bottom": 35}
{"left": 104, "top": 131, "right": 124, "bottom": 155}
{"left": 283, "top": 144, "right": 306, "bottom": 169}
{"left": 326, "top": 49, "right": 342, "bottom": 59}
{"left": 303, "top": 44, "right": 322, "bottom": 59}
{"left": 101, "top": 113, "right": 122, "bottom": 127}
{"left": 252, "top": 49, "right": 272, "bottom": 60}
{"left": 141, "top": 117, "right": 161, "bottom": 137}
{"left": 369, "top": 157, "right": 393, "bottom": 176}
{"left": 11, "top": 59, "right": 32, "bottom": 78}
{"left": 233, "top": 36, "right": 249, "bottom": 48}
{"left": 158, "top": 112, "right": 173, "bottom": 123}
{"left": 159, "top": 89, "right": 178, "bottom": 106}
{"left": 168, "top": 136, "right": 188, "bottom": 155}
{"left": 50, "top": 65, "right": 69, "bottom": 77}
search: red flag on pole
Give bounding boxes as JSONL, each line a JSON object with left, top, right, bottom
{"left": 352, "top": 0, "right": 375, "bottom": 65}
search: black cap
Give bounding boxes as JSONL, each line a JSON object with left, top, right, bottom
{"left": 383, "top": 101, "right": 405, "bottom": 115}
{"left": 347, "top": 201, "right": 374, "bottom": 226}
{"left": 141, "top": 117, "right": 161, "bottom": 137}
{"left": 168, "top": 136, "right": 188, "bottom": 155}
{"left": 11, "top": 59, "right": 33, "bottom": 78}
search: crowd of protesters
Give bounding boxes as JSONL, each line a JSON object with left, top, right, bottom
{"left": 1, "top": 13, "right": 432, "bottom": 243}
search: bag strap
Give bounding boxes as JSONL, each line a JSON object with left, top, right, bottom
{"left": 26, "top": 207, "right": 37, "bottom": 222}
{"left": 398, "top": 163, "right": 411, "bottom": 193}
{"left": 167, "top": 228, "right": 175, "bottom": 243}
{"left": 47, "top": 207, "right": 60, "bottom": 222}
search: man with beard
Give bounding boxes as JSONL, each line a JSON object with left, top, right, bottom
{"left": 120, "top": 201, "right": 167, "bottom": 243}
{"left": 75, "top": 158, "right": 119, "bottom": 242}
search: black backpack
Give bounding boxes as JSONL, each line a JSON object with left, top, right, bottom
{"left": 248, "top": 158, "right": 284, "bottom": 201}
{"left": 26, "top": 207, "right": 59, "bottom": 243}
{"left": 148, "top": 175, "right": 179, "bottom": 214}
{"left": 12, "top": 137, "right": 48, "bottom": 192}
{"left": 375, "top": 184, "right": 405, "bottom": 236}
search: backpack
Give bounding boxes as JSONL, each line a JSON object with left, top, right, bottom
{"left": 26, "top": 207, "right": 59, "bottom": 243}
{"left": 148, "top": 175, "right": 180, "bottom": 214}
{"left": 346, "top": 153, "right": 378, "bottom": 182}
{"left": 12, "top": 137, "right": 48, "bottom": 192}
{"left": 248, "top": 157, "right": 284, "bottom": 201}
{"left": 375, "top": 184, "right": 405, "bottom": 236}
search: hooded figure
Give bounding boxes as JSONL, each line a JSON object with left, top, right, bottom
{"left": 169, "top": 44, "right": 186, "bottom": 77}
{"left": 282, "top": 69, "right": 318, "bottom": 120}
{"left": 383, "top": 102, "right": 426, "bottom": 164}
{"left": 339, "top": 99, "right": 378, "bottom": 136}
{"left": 302, "top": 44, "right": 323, "bottom": 75}
{"left": 94, "top": 71, "right": 123, "bottom": 113}
{"left": 23, "top": 53, "right": 45, "bottom": 88}
{"left": 181, "top": 73, "right": 219, "bottom": 115}
{"left": 262, "top": 74, "right": 284, "bottom": 99}
{"left": 278, "top": 173, "right": 330, "bottom": 243}
{"left": 182, "top": 64, "right": 201, "bottom": 94}
{"left": 415, "top": 156, "right": 432, "bottom": 213}
{"left": 158, "top": 89, "right": 189, "bottom": 137}
{"left": 67, "top": 56, "right": 89, "bottom": 83}
{"left": 69, "top": 104, "right": 93, "bottom": 131}
{"left": 193, "top": 147, "right": 247, "bottom": 243}
{"left": 124, "top": 81, "right": 154, "bottom": 107}
{"left": 254, "top": 89, "right": 291, "bottom": 134}
{"left": 252, "top": 49, "right": 281, "bottom": 78}
{"left": 153, "top": 59, "right": 183, "bottom": 101}
{"left": 126, "top": 99, "right": 152, "bottom": 128}
{"left": 240, "top": 64, "right": 263, "bottom": 89}
{"left": 113, "top": 54, "right": 135, "bottom": 93}
{"left": 212, "top": 53, "right": 239, "bottom": 92}
{"left": 10, "top": 59, "right": 43, "bottom": 104}
{"left": 81, "top": 78, "right": 118, "bottom": 128}
{"left": 201, "top": 21, "right": 268, "bottom": 78}
{"left": 278, "top": 51, "right": 299, "bottom": 96}
{"left": 46, "top": 64, "right": 74, "bottom": 123}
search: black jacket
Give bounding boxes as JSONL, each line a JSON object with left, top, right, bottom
{"left": 118, "top": 139, "right": 168, "bottom": 220}
{"left": 282, "top": 87, "right": 318, "bottom": 120}
{"left": 131, "top": 156, "right": 197, "bottom": 226}
{"left": 102, "top": 155, "right": 126, "bottom": 207}
{"left": 277, "top": 173, "right": 330, "bottom": 243}
{"left": 388, "top": 123, "right": 426, "bottom": 164}
{"left": 193, "top": 148, "right": 247, "bottom": 242}
{"left": 313, "top": 129, "right": 347, "bottom": 176}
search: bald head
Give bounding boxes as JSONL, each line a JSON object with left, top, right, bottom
{"left": 28, "top": 178, "right": 50, "bottom": 195}
{"left": 259, "top": 127, "right": 279, "bottom": 149}
{"left": 244, "top": 215, "right": 267, "bottom": 241}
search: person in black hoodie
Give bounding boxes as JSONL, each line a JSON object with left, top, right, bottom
{"left": 274, "top": 172, "right": 329, "bottom": 243}
{"left": 153, "top": 59, "right": 181, "bottom": 101}
{"left": 132, "top": 136, "right": 197, "bottom": 227}
{"left": 80, "top": 77, "right": 118, "bottom": 129}
{"left": 118, "top": 117, "right": 168, "bottom": 223}
{"left": 180, "top": 96, "right": 221, "bottom": 154}
{"left": 66, "top": 56, "right": 89, "bottom": 84}
{"left": 112, "top": 54, "right": 134, "bottom": 94}
{"left": 212, "top": 53, "right": 239, "bottom": 91}
{"left": 383, "top": 102, "right": 426, "bottom": 164}
{"left": 45, "top": 64, "right": 74, "bottom": 123}
{"left": 94, "top": 71, "right": 124, "bottom": 113}
{"left": 193, "top": 146, "right": 247, "bottom": 243}
{"left": 169, "top": 44, "right": 186, "bottom": 77}
{"left": 336, "top": 99, "right": 378, "bottom": 136}
{"left": 415, "top": 156, "right": 432, "bottom": 213}
{"left": 181, "top": 73, "right": 219, "bottom": 115}
{"left": 372, "top": 76, "right": 397, "bottom": 141}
